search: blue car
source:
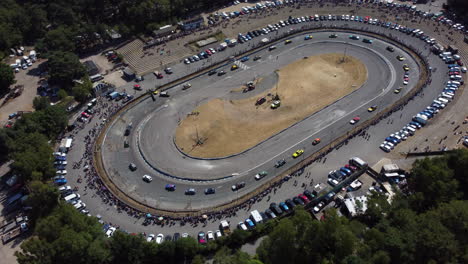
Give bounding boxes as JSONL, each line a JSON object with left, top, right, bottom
{"left": 385, "top": 137, "right": 398, "bottom": 144}
{"left": 340, "top": 167, "right": 352, "bottom": 176}
{"left": 420, "top": 111, "right": 433, "bottom": 118}
{"left": 56, "top": 156, "right": 67, "bottom": 161}
{"left": 279, "top": 202, "right": 289, "bottom": 212}
{"left": 54, "top": 178, "right": 67, "bottom": 185}
{"left": 443, "top": 89, "right": 456, "bottom": 93}
{"left": 447, "top": 64, "right": 458, "bottom": 68}
{"left": 240, "top": 56, "right": 249, "bottom": 62}
{"left": 165, "top": 184, "right": 176, "bottom": 191}
{"left": 245, "top": 219, "right": 255, "bottom": 229}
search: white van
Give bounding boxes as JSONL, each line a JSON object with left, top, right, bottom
{"left": 441, "top": 93, "right": 453, "bottom": 100}
{"left": 439, "top": 51, "right": 452, "bottom": 58}
{"left": 448, "top": 81, "right": 461, "bottom": 86}
{"left": 438, "top": 97, "right": 449, "bottom": 104}
{"left": 64, "top": 193, "right": 80, "bottom": 202}
{"left": 404, "top": 126, "right": 416, "bottom": 135}
{"left": 449, "top": 75, "right": 462, "bottom": 81}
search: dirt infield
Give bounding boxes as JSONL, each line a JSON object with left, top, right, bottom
{"left": 175, "top": 53, "right": 367, "bottom": 158}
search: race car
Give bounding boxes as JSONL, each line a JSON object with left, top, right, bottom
{"left": 367, "top": 105, "right": 377, "bottom": 112}
{"left": 312, "top": 138, "right": 321, "bottom": 145}
{"left": 349, "top": 116, "right": 360, "bottom": 124}
{"left": 292, "top": 149, "right": 304, "bottom": 158}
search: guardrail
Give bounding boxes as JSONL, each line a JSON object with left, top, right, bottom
{"left": 93, "top": 25, "right": 430, "bottom": 217}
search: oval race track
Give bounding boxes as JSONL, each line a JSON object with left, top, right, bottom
{"left": 100, "top": 30, "right": 421, "bottom": 212}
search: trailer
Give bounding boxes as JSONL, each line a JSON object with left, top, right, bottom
{"left": 6, "top": 193, "right": 23, "bottom": 206}
{"left": 0, "top": 216, "right": 28, "bottom": 234}
{"left": 1, "top": 223, "right": 28, "bottom": 244}
{"left": 250, "top": 210, "right": 263, "bottom": 224}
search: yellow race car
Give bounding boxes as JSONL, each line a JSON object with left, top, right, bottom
{"left": 292, "top": 149, "right": 304, "bottom": 158}
{"left": 367, "top": 105, "right": 377, "bottom": 112}
{"left": 403, "top": 64, "right": 410, "bottom": 71}
{"left": 396, "top": 55, "right": 405, "bottom": 61}
{"left": 285, "top": 39, "right": 292, "bottom": 44}
{"left": 231, "top": 64, "right": 238, "bottom": 70}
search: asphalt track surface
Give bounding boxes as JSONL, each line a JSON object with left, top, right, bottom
{"left": 101, "top": 30, "right": 420, "bottom": 211}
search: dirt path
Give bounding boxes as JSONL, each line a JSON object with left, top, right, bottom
{"left": 175, "top": 53, "right": 367, "bottom": 157}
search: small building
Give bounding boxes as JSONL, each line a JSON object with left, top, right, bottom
{"left": 343, "top": 195, "right": 368, "bottom": 217}
{"left": 153, "top": 25, "right": 177, "bottom": 38}
{"left": 178, "top": 16, "right": 204, "bottom": 31}
{"left": 122, "top": 67, "right": 135, "bottom": 80}
{"left": 83, "top": 60, "right": 100, "bottom": 75}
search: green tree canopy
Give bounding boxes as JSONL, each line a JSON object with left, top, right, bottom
{"left": 72, "top": 78, "right": 93, "bottom": 103}
{"left": 0, "top": 62, "right": 16, "bottom": 94}
{"left": 47, "top": 51, "right": 85, "bottom": 87}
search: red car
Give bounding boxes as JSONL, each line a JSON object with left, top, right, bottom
{"left": 133, "top": 84, "right": 142, "bottom": 90}
{"left": 344, "top": 164, "right": 358, "bottom": 172}
{"left": 81, "top": 112, "right": 90, "bottom": 118}
{"left": 153, "top": 71, "right": 164, "bottom": 79}
{"left": 457, "top": 60, "right": 464, "bottom": 66}
{"left": 298, "top": 194, "right": 310, "bottom": 204}
{"left": 449, "top": 71, "right": 460, "bottom": 75}
{"left": 205, "top": 49, "right": 212, "bottom": 55}
{"left": 404, "top": 77, "right": 409, "bottom": 81}
{"left": 256, "top": 97, "right": 266, "bottom": 105}
{"left": 349, "top": 116, "right": 360, "bottom": 124}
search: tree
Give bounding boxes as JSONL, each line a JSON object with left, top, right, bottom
{"left": 9, "top": 132, "right": 55, "bottom": 181}
{"left": 47, "top": 51, "right": 86, "bottom": 87}
{"left": 447, "top": 0, "right": 468, "bottom": 24}
{"left": 17, "top": 204, "right": 109, "bottom": 264}
{"left": 40, "top": 26, "right": 76, "bottom": 53}
{"left": 409, "top": 157, "right": 461, "bottom": 212}
{"left": 0, "top": 62, "right": 15, "bottom": 94}
{"left": 0, "top": 128, "right": 12, "bottom": 161}
{"left": 26, "top": 181, "right": 59, "bottom": 223}
{"left": 33, "top": 97, "right": 50, "bottom": 110}
{"left": 213, "top": 247, "right": 262, "bottom": 264}
{"left": 109, "top": 231, "right": 146, "bottom": 264}
{"left": 72, "top": 79, "right": 93, "bottom": 103}
{"left": 57, "top": 89, "right": 68, "bottom": 100}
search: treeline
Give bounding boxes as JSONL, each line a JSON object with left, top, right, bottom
{"left": 0, "top": 0, "right": 233, "bottom": 94}
{"left": 0, "top": 0, "right": 232, "bottom": 58}
{"left": 13, "top": 149, "right": 468, "bottom": 264}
